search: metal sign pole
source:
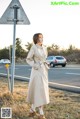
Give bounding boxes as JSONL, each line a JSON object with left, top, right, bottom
{"left": 0, "top": 0, "right": 30, "bottom": 93}
{"left": 11, "top": 5, "right": 19, "bottom": 93}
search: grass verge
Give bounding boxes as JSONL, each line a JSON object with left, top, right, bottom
{"left": 0, "top": 77, "right": 80, "bottom": 119}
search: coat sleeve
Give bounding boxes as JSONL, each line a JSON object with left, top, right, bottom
{"left": 26, "top": 46, "right": 40, "bottom": 69}
{"left": 44, "top": 46, "right": 48, "bottom": 58}
{"left": 46, "top": 47, "right": 48, "bottom": 58}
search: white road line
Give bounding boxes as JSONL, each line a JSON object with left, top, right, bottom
{"left": 66, "top": 72, "right": 80, "bottom": 76}
{"left": 0, "top": 73, "right": 80, "bottom": 89}
{"left": 66, "top": 68, "right": 80, "bottom": 69}
{"left": 49, "top": 82, "right": 80, "bottom": 89}
{"left": 14, "top": 75, "right": 30, "bottom": 80}
{"left": 50, "top": 67, "right": 80, "bottom": 70}
{"left": 0, "top": 73, "right": 30, "bottom": 79}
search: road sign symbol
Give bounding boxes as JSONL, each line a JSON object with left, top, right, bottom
{"left": 5, "top": 64, "right": 9, "bottom": 69}
{"left": 0, "top": 0, "right": 30, "bottom": 24}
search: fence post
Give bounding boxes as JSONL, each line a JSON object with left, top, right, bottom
{"left": 5, "top": 64, "right": 11, "bottom": 92}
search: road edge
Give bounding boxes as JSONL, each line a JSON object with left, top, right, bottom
{"left": 0, "top": 73, "right": 80, "bottom": 94}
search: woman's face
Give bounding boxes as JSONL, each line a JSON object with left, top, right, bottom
{"left": 37, "top": 34, "right": 43, "bottom": 45}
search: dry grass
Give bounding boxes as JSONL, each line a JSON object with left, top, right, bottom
{"left": 0, "top": 77, "right": 80, "bottom": 119}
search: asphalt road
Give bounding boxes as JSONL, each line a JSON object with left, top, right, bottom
{"left": 0, "top": 64, "right": 80, "bottom": 87}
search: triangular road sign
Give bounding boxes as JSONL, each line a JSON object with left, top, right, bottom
{"left": 0, "top": 0, "right": 30, "bottom": 24}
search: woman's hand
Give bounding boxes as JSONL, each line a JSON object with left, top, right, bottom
{"left": 33, "top": 63, "right": 41, "bottom": 70}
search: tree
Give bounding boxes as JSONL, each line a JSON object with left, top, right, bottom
{"left": 25, "top": 42, "right": 33, "bottom": 53}
{"left": 0, "top": 48, "right": 9, "bottom": 59}
{"left": 67, "top": 45, "right": 75, "bottom": 54}
{"left": 16, "top": 38, "right": 22, "bottom": 58}
{"left": 47, "top": 44, "right": 60, "bottom": 56}
{"left": 8, "top": 45, "right": 12, "bottom": 62}
{"left": 16, "top": 38, "right": 27, "bottom": 59}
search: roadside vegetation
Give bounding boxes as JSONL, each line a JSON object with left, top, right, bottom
{"left": 0, "top": 77, "right": 80, "bottom": 119}
{"left": 0, "top": 38, "right": 80, "bottom": 63}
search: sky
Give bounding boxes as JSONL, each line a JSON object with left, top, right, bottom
{"left": 0, "top": 0, "right": 80, "bottom": 50}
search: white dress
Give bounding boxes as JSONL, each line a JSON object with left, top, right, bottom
{"left": 26, "top": 44, "right": 50, "bottom": 107}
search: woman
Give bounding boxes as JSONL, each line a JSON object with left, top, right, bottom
{"left": 26, "top": 33, "right": 50, "bottom": 119}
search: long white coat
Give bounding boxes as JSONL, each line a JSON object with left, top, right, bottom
{"left": 26, "top": 44, "right": 50, "bottom": 107}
